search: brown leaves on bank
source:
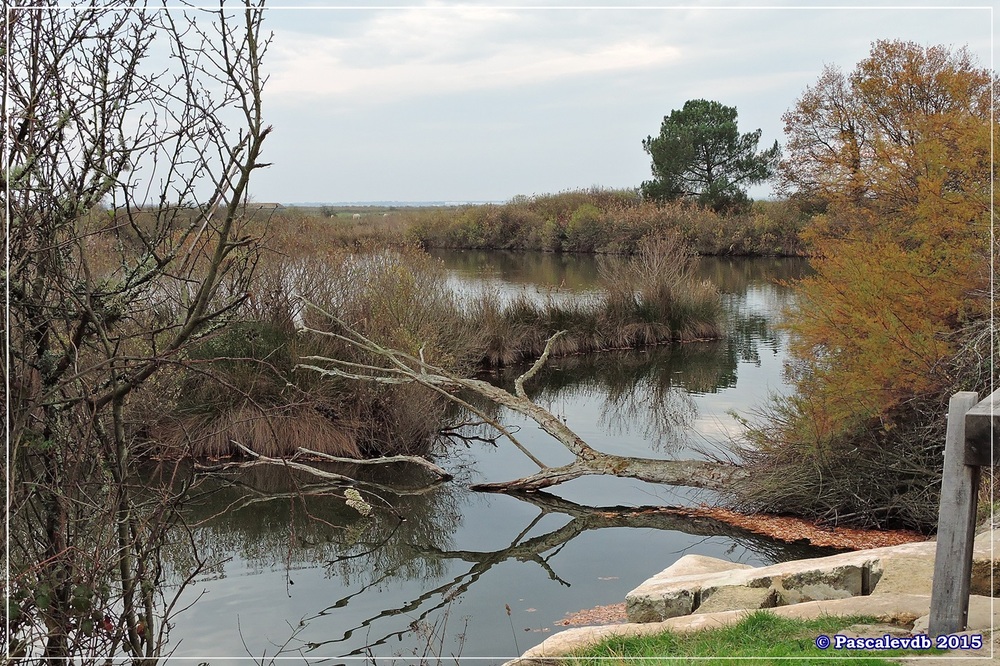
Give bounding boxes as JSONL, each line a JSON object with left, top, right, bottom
{"left": 593, "top": 506, "right": 925, "bottom": 549}
{"left": 557, "top": 603, "right": 628, "bottom": 627}
{"left": 653, "top": 505, "right": 926, "bottom": 550}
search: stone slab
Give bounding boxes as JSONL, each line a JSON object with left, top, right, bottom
{"left": 626, "top": 531, "right": 1000, "bottom": 624}
{"left": 772, "top": 563, "right": 865, "bottom": 604}
{"left": 649, "top": 553, "right": 755, "bottom": 579}
{"left": 695, "top": 585, "right": 777, "bottom": 614}
{"left": 512, "top": 529, "right": 1000, "bottom": 665}
{"left": 626, "top": 548, "right": 885, "bottom": 622}
{"left": 912, "top": 594, "right": 997, "bottom": 636}
{"left": 508, "top": 594, "right": 945, "bottom": 665}
{"left": 625, "top": 554, "right": 753, "bottom": 623}
{"left": 970, "top": 528, "right": 999, "bottom": 597}
{"left": 871, "top": 555, "right": 935, "bottom": 596}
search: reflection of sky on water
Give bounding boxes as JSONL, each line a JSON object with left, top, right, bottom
{"left": 169, "top": 487, "right": 798, "bottom": 661}
{"left": 166, "top": 254, "right": 820, "bottom": 663}
{"left": 439, "top": 254, "right": 801, "bottom": 460}
{"left": 444, "top": 274, "right": 601, "bottom": 309}
{"left": 434, "top": 248, "right": 603, "bottom": 307}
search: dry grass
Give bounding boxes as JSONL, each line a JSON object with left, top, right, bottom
{"left": 146, "top": 227, "right": 724, "bottom": 460}
{"left": 333, "top": 190, "right": 811, "bottom": 256}
{"left": 149, "top": 244, "right": 472, "bottom": 459}
{"left": 161, "top": 406, "right": 362, "bottom": 459}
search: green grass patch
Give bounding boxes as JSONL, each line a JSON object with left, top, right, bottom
{"left": 568, "top": 610, "right": 942, "bottom": 665}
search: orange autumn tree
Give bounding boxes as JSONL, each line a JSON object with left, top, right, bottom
{"left": 731, "top": 41, "right": 995, "bottom": 529}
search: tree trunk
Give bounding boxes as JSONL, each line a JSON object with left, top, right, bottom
{"left": 296, "top": 309, "right": 743, "bottom": 494}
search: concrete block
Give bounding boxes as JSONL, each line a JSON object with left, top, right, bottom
{"left": 695, "top": 586, "right": 777, "bottom": 614}
{"left": 772, "top": 565, "right": 864, "bottom": 604}
{"left": 625, "top": 554, "right": 753, "bottom": 623}
{"left": 870, "top": 556, "right": 933, "bottom": 596}
{"left": 626, "top": 586, "right": 696, "bottom": 623}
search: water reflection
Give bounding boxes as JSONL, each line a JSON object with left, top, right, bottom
{"left": 167, "top": 467, "right": 840, "bottom": 661}
{"left": 692, "top": 256, "right": 813, "bottom": 296}
{"left": 429, "top": 250, "right": 813, "bottom": 301}
{"left": 164, "top": 254, "right": 818, "bottom": 662}
{"left": 169, "top": 465, "right": 462, "bottom": 585}
{"left": 491, "top": 347, "right": 721, "bottom": 454}
{"left": 301, "top": 490, "right": 841, "bottom": 659}
{"left": 428, "top": 249, "right": 603, "bottom": 293}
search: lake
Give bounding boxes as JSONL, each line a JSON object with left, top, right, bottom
{"left": 163, "top": 251, "right": 826, "bottom": 663}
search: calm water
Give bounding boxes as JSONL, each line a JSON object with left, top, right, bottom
{"left": 164, "top": 252, "right": 824, "bottom": 663}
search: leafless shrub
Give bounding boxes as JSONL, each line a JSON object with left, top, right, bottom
{"left": 725, "top": 313, "right": 998, "bottom": 531}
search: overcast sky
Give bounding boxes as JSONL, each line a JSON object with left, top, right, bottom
{"left": 247, "top": 1, "right": 993, "bottom": 204}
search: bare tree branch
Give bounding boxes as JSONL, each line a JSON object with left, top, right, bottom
{"left": 295, "top": 447, "right": 452, "bottom": 480}
{"left": 295, "top": 302, "right": 745, "bottom": 494}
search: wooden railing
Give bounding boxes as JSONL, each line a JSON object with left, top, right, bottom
{"left": 928, "top": 389, "right": 998, "bottom": 635}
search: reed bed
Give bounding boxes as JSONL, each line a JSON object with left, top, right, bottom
{"left": 361, "top": 191, "right": 807, "bottom": 256}
{"left": 269, "top": 190, "right": 807, "bottom": 257}
{"left": 148, "top": 232, "right": 723, "bottom": 460}
{"left": 465, "top": 234, "right": 721, "bottom": 367}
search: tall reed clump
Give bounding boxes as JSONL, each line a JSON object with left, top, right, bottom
{"left": 466, "top": 232, "right": 722, "bottom": 367}
{"left": 599, "top": 234, "right": 722, "bottom": 343}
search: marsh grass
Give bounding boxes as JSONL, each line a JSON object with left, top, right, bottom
{"left": 465, "top": 234, "right": 721, "bottom": 367}
{"left": 153, "top": 245, "right": 470, "bottom": 459}
{"left": 326, "top": 190, "right": 809, "bottom": 256}
{"left": 152, "top": 227, "right": 723, "bottom": 459}
{"left": 569, "top": 611, "right": 937, "bottom": 666}
{"left": 259, "top": 190, "right": 808, "bottom": 257}
{"left": 265, "top": 207, "right": 413, "bottom": 250}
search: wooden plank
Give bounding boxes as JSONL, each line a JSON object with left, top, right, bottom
{"left": 929, "top": 391, "right": 981, "bottom": 636}
{"left": 964, "top": 387, "right": 1000, "bottom": 466}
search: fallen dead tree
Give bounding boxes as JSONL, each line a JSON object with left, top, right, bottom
{"left": 294, "top": 301, "right": 744, "bottom": 493}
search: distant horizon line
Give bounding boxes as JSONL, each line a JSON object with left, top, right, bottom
{"left": 285, "top": 200, "right": 506, "bottom": 207}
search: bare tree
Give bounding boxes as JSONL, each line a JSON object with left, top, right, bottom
{"left": 4, "top": 2, "right": 270, "bottom": 661}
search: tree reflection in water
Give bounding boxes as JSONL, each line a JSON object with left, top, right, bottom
{"left": 167, "top": 460, "right": 838, "bottom": 660}
{"left": 166, "top": 464, "right": 463, "bottom": 587}
{"left": 299, "top": 491, "right": 839, "bottom": 658}
{"left": 158, "top": 256, "right": 817, "bottom": 660}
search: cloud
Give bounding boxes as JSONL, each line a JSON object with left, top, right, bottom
{"left": 266, "top": 8, "right": 682, "bottom": 107}
{"left": 252, "top": 3, "right": 993, "bottom": 202}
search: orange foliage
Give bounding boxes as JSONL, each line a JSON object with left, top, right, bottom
{"left": 780, "top": 40, "right": 994, "bottom": 429}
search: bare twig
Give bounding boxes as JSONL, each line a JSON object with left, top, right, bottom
{"left": 294, "top": 447, "right": 452, "bottom": 480}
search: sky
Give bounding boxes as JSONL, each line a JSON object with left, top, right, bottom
{"left": 246, "top": 1, "right": 993, "bottom": 204}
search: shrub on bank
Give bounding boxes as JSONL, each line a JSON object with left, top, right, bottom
{"left": 725, "top": 316, "right": 997, "bottom": 531}
{"left": 565, "top": 203, "right": 604, "bottom": 252}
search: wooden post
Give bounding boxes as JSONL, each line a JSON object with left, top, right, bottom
{"left": 964, "top": 388, "right": 1000, "bottom": 466}
{"left": 928, "top": 391, "right": 980, "bottom": 636}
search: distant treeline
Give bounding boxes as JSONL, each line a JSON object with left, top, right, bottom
{"left": 293, "top": 188, "right": 809, "bottom": 257}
